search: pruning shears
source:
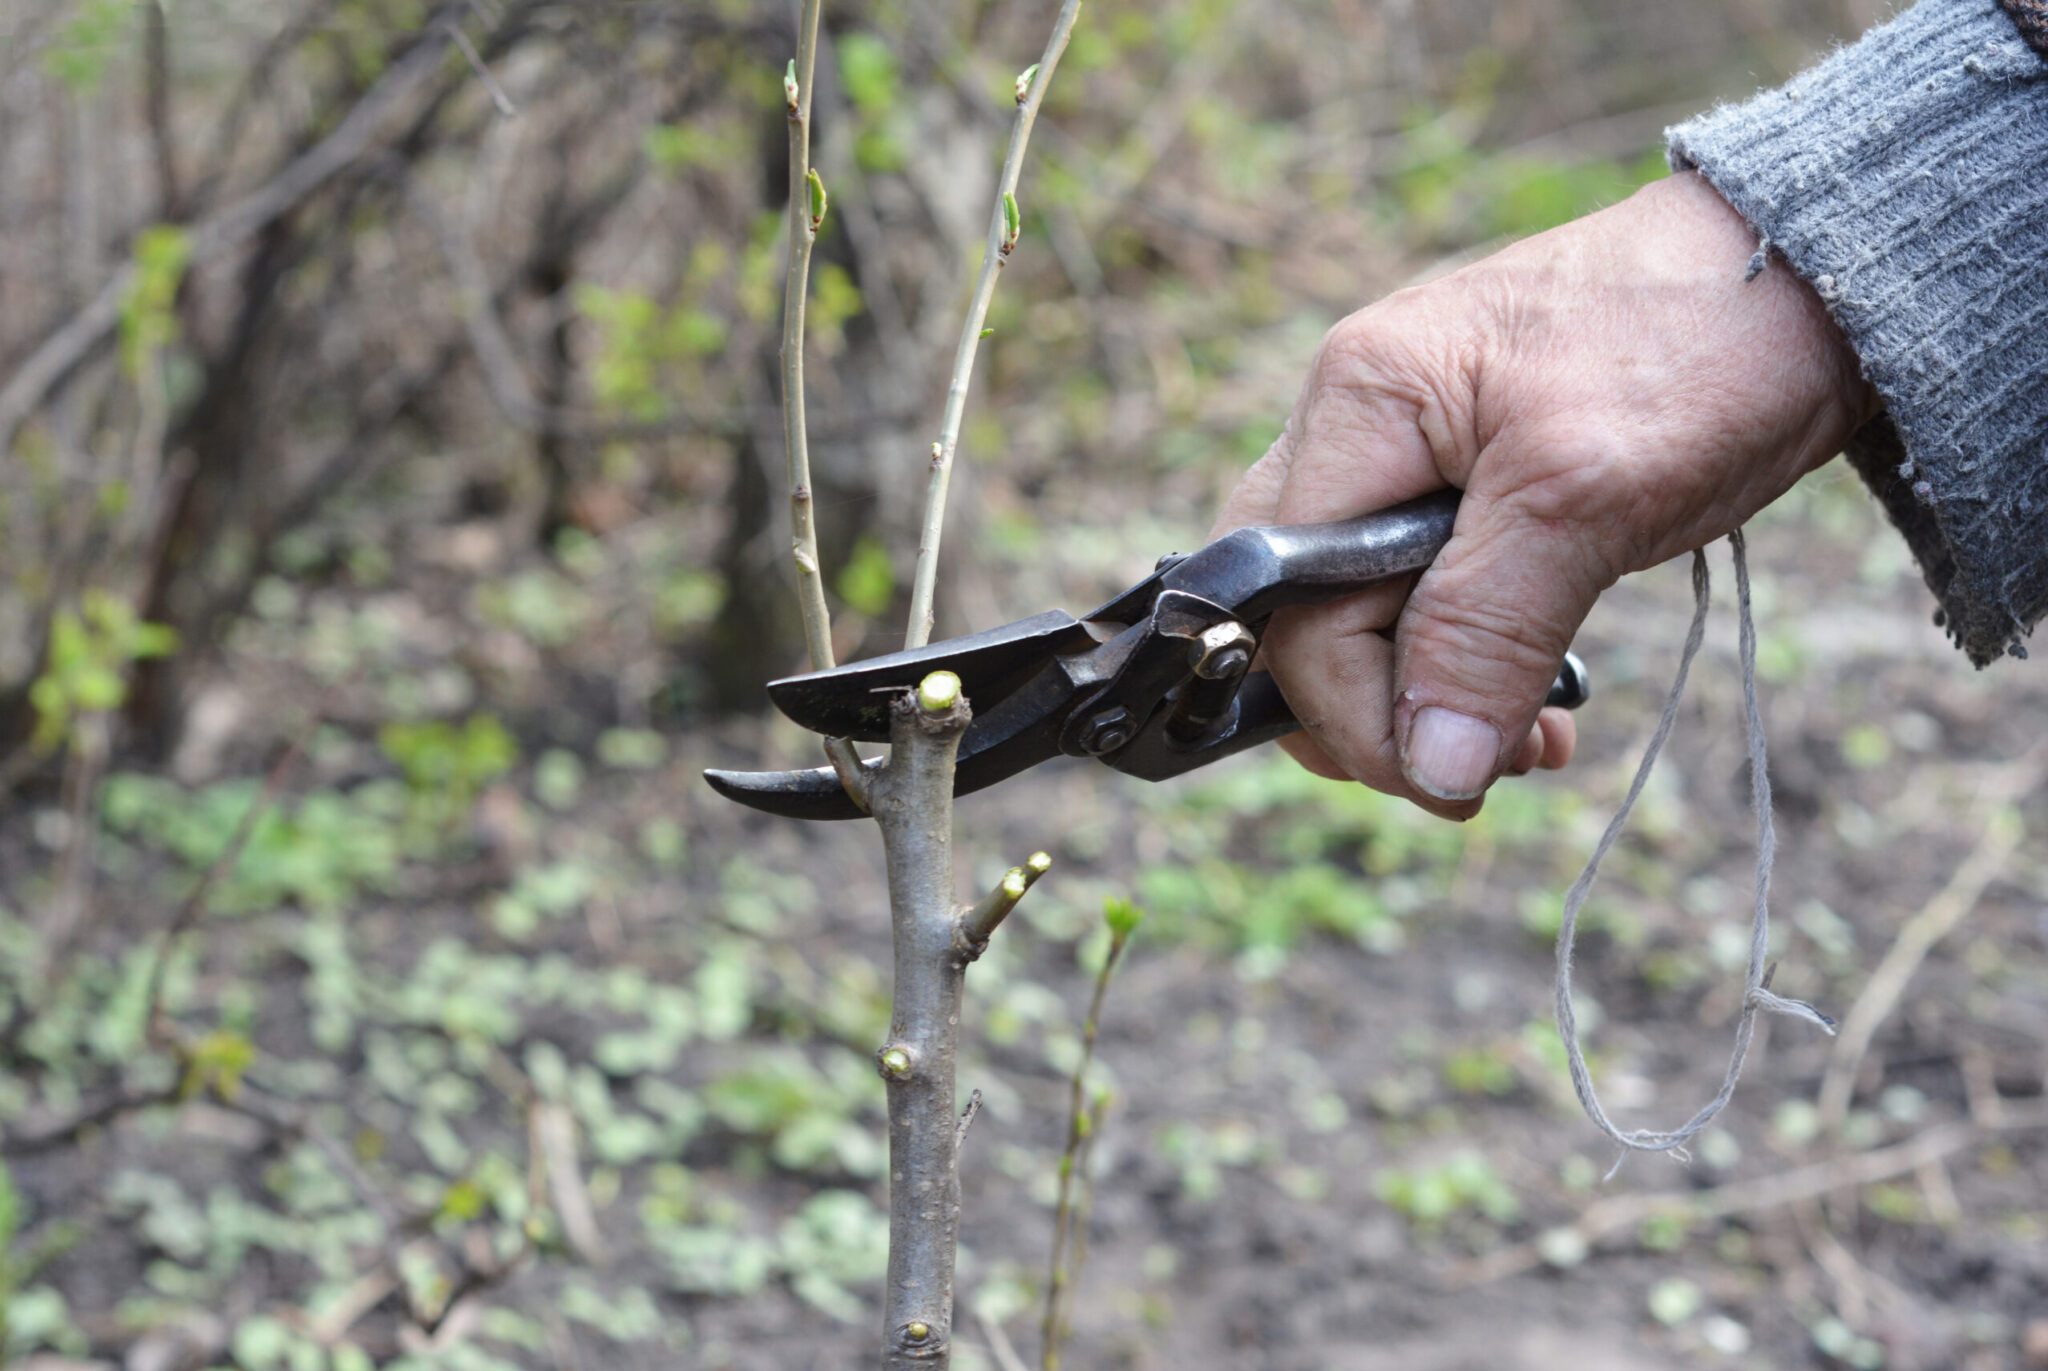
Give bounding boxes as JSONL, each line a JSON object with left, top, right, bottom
{"left": 705, "top": 490, "right": 1590, "bottom": 821}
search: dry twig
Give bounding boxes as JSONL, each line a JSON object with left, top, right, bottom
{"left": 1815, "top": 751, "right": 2045, "bottom": 1131}
{"left": 1446, "top": 1103, "right": 2048, "bottom": 1287}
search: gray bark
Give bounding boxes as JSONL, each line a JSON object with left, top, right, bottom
{"left": 868, "top": 688, "right": 971, "bottom": 1367}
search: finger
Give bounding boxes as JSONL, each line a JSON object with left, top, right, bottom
{"left": 1212, "top": 442, "right": 1292, "bottom": 538}
{"left": 1506, "top": 723, "right": 1545, "bottom": 776}
{"left": 1266, "top": 599, "right": 1484, "bottom": 821}
{"left": 1242, "top": 328, "right": 1467, "bottom": 796}
{"left": 1392, "top": 464, "right": 1611, "bottom": 802}
{"left": 1534, "top": 706, "right": 1576, "bottom": 770}
{"left": 1278, "top": 730, "right": 1350, "bottom": 780}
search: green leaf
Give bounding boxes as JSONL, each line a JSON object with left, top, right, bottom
{"left": 119, "top": 224, "right": 192, "bottom": 376}
{"left": 0, "top": 1158, "right": 20, "bottom": 1252}
{"left": 438, "top": 1177, "right": 488, "bottom": 1222}
{"left": 231, "top": 1315, "right": 295, "bottom": 1371}
{"left": 837, "top": 33, "right": 899, "bottom": 115}
{"left": 181, "top": 1029, "right": 257, "bottom": 1100}
{"left": 835, "top": 536, "right": 894, "bottom": 617}
{"left": 1103, "top": 895, "right": 1146, "bottom": 939}
{"left": 43, "top": 0, "right": 131, "bottom": 92}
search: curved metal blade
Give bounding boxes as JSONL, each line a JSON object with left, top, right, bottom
{"left": 767, "top": 609, "right": 1095, "bottom": 742}
{"left": 708, "top": 651, "right": 1088, "bottom": 820}
{"left": 704, "top": 761, "right": 876, "bottom": 822}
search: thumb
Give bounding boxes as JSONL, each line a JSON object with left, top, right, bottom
{"left": 1392, "top": 469, "right": 1614, "bottom": 802}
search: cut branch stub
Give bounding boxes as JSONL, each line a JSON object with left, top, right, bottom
{"left": 868, "top": 686, "right": 974, "bottom": 1368}
{"left": 918, "top": 669, "right": 963, "bottom": 715}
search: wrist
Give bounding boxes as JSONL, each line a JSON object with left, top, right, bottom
{"left": 1650, "top": 171, "right": 1882, "bottom": 439}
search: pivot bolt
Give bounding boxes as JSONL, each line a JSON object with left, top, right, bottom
{"left": 1189, "top": 621, "right": 1256, "bottom": 680}
{"left": 1079, "top": 705, "right": 1134, "bottom": 756}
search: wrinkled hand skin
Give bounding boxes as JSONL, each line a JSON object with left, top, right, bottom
{"left": 1214, "top": 172, "right": 1878, "bottom": 820}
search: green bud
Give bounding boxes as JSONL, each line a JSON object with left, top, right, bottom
{"left": 783, "top": 59, "right": 800, "bottom": 111}
{"left": 1103, "top": 895, "right": 1145, "bottom": 939}
{"left": 1015, "top": 62, "right": 1040, "bottom": 104}
{"left": 904, "top": 1321, "right": 931, "bottom": 1343}
{"left": 879, "top": 1046, "right": 912, "bottom": 1078}
{"left": 1000, "top": 191, "right": 1021, "bottom": 253}
{"left": 918, "top": 670, "right": 962, "bottom": 714}
{"left": 806, "top": 169, "right": 828, "bottom": 232}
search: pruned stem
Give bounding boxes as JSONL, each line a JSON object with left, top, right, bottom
{"left": 958, "top": 850, "right": 1052, "bottom": 957}
{"left": 903, "top": 0, "right": 1084, "bottom": 649}
{"left": 778, "top": 0, "right": 870, "bottom": 798}
{"left": 869, "top": 680, "right": 976, "bottom": 1368}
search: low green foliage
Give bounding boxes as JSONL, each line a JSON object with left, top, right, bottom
{"left": 119, "top": 225, "right": 192, "bottom": 377}
{"left": 30, "top": 590, "right": 178, "bottom": 753}
{"left": 378, "top": 714, "right": 518, "bottom": 840}
{"left": 702, "top": 1048, "right": 885, "bottom": 1177}
{"left": 103, "top": 774, "right": 402, "bottom": 914}
{"left": 1136, "top": 857, "right": 1400, "bottom": 973}
{"left": 575, "top": 284, "right": 731, "bottom": 420}
{"left": 42, "top": 0, "right": 130, "bottom": 91}
{"left": 1441, "top": 1042, "right": 1519, "bottom": 1098}
{"left": 1375, "top": 1151, "right": 1521, "bottom": 1229}
{"left": 1155, "top": 1118, "right": 1266, "bottom": 1203}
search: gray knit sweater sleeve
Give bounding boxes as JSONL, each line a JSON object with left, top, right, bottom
{"left": 1667, "top": 0, "right": 2048, "bottom": 665}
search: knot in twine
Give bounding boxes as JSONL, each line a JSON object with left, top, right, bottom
{"left": 1555, "top": 528, "right": 1835, "bottom": 1178}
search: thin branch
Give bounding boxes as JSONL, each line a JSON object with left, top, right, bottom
{"left": 955, "top": 1088, "right": 984, "bottom": 1147}
{"left": 444, "top": 14, "right": 518, "bottom": 117}
{"left": 414, "top": 186, "right": 750, "bottom": 443}
{"left": 1064, "top": 1090, "right": 1109, "bottom": 1330}
{"left": 143, "top": 0, "right": 182, "bottom": 218}
{"left": 1043, "top": 905, "right": 1139, "bottom": 1371}
{"left": 978, "top": 1309, "right": 1033, "bottom": 1371}
{"left": 0, "top": 1081, "right": 183, "bottom": 1157}
{"left": 776, "top": 0, "right": 869, "bottom": 799}
{"left": 223, "top": 1083, "right": 406, "bottom": 1230}
{"left": 36, "top": 713, "right": 108, "bottom": 967}
{"left": 779, "top": 0, "right": 832, "bottom": 670}
{"left": 903, "top": 0, "right": 1083, "bottom": 650}
{"left": 143, "top": 734, "right": 309, "bottom": 1036}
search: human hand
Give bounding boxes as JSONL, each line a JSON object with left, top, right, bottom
{"left": 1215, "top": 171, "right": 1878, "bottom": 818}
